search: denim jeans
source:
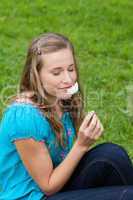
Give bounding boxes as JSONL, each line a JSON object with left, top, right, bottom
{"left": 47, "top": 143, "right": 133, "bottom": 200}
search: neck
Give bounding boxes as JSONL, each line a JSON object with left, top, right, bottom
{"left": 52, "top": 101, "right": 63, "bottom": 119}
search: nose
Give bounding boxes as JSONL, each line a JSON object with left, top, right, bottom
{"left": 63, "top": 71, "right": 72, "bottom": 84}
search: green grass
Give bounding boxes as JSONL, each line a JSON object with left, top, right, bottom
{"left": 0, "top": 0, "right": 133, "bottom": 157}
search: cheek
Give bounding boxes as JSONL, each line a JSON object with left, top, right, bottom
{"left": 72, "top": 71, "right": 77, "bottom": 81}
{"left": 42, "top": 75, "right": 59, "bottom": 90}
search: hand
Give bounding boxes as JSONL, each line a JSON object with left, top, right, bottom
{"left": 76, "top": 111, "right": 104, "bottom": 151}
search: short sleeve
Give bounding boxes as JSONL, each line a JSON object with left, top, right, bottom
{"left": 3, "top": 103, "right": 50, "bottom": 143}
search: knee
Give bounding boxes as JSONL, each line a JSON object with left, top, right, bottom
{"left": 89, "top": 142, "right": 130, "bottom": 162}
{"left": 99, "top": 142, "right": 127, "bottom": 154}
{"left": 121, "top": 188, "right": 133, "bottom": 200}
{"left": 101, "top": 142, "right": 128, "bottom": 156}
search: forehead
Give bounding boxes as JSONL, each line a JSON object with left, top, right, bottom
{"left": 41, "top": 48, "right": 74, "bottom": 69}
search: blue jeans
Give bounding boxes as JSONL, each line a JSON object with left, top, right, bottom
{"left": 47, "top": 143, "right": 133, "bottom": 200}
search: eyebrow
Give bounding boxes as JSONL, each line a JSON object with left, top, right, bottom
{"left": 51, "top": 64, "right": 74, "bottom": 70}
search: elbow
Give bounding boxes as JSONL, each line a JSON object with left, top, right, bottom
{"left": 39, "top": 175, "right": 60, "bottom": 196}
{"left": 43, "top": 185, "right": 62, "bottom": 196}
{"left": 40, "top": 182, "right": 56, "bottom": 197}
{"left": 45, "top": 191, "right": 54, "bottom": 197}
{"left": 42, "top": 188, "right": 56, "bottom": 197}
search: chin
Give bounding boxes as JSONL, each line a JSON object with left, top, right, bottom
{"left": 57, "top": 93, "right": 72, "bottom": 100}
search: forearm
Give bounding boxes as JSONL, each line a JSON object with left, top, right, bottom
{"left": 46, "top": 142, "right": 87, "bottom": 195}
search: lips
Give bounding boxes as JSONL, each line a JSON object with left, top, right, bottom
{"left": 67, "top": 82, "right": 79, "bottom": 95}
{"left": 59, "top": 85, "right": 73, "bottom": 89}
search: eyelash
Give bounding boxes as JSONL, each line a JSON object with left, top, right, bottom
{"left": 53, "top": 68, "right": 74, "bottom": 76}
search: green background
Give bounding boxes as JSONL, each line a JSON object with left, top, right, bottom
{"left": 0, "top": 0, "right": 133, "bottom": 157}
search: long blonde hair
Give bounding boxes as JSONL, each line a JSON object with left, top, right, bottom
{"left": 18, "top": 33, "right": 85, "bottom": 148}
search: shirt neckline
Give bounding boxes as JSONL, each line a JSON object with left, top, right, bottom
{"left": 11, "top": 101, "right": 68, "bottom": 121}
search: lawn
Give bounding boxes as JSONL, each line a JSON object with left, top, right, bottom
{"left": 0, "top": 0, "right": 133, "bottom": 157}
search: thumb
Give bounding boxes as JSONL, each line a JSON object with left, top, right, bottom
{"left": 79, "top": 111, "right": 95, "bottom": 132}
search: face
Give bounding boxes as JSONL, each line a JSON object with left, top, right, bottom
{"left": 39, "top": 48, "right": 77, "bottom": 101}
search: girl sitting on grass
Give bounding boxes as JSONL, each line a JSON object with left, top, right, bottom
{"left": 0, "top": 32, "right": 133, "bottom": 200}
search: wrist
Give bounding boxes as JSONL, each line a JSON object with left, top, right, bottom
{"left": 74, "top": 141, "right": 89, "bottom": 154}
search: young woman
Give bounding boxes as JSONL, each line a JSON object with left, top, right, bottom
{"left": 0, "top": 33, "right": 133, "bottom": 200}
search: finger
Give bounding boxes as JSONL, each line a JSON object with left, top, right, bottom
{"left": 84, "top": 115, "right": 98, "bottom": 137}
{"left": 93, "top": 123, "right": 104, "bottom": 140}
{"left": 88, "top": 114, "right": 97, "bottom": 132}
{"left": 87, "top": 116, "right": 103, "bottom": 138}
{"left": 94, "top": 129, "right": 102, "bottom": 140}
{"left": 91, "top": 114, "right": 102, "bottom": 134}
{"left": 96, "top": 119, "right": 104, "bottom": 133}
{"left": 79, "top": 111, "right": 95, "bottom": 131}
{"left": 93, "top": 125, "right": 102, "bottom": 138}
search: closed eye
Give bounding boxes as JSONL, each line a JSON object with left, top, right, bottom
{"left": 52, "top": 71, "right": 61, "bottom": 76}
{"left": 68, "top": 68, "right": 74, "bottom": 72}
{"left": 51, "top": 64, "right": 75, "bottom": 75}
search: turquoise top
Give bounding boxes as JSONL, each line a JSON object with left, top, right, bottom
{"left": 0, "top": 102, "right": 76, "bottom": 200}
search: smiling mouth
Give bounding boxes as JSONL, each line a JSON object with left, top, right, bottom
{"left": 59, "top": 86, "right": 72, "bottom": 89}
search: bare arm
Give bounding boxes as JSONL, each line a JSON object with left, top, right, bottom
{"left": 15, "top": 112, "right": 103, "bottom": 196}
{"left": 14, "top": 138, "right": 87, "bottom": 196}
{"left": 47, "top": 141, "right": 87, "bottom": 195}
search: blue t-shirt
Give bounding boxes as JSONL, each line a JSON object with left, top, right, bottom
{"left": 0, "top": 102, "right": 76, "bottom": 200}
